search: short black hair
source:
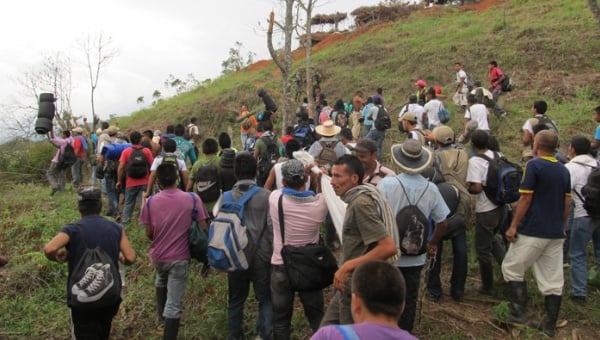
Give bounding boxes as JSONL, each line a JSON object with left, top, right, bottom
{"left": 467, "top": 94, "right": 477, "bottom": 104}
{"left": 285, "top": 139, "right": 301, "bottom": 158}
{"left": 218, "top": 132, "right": 232, "bottom": 149}
{"left": 261, "top": 119, "right": 274, "bottom": 132}
{"left": 334, "top": 155, "right": 364, "bottom": 185}
{"left": 340, "top": 127, "right": 353, "bottom": 140}
{"left": 62, "top": 130, "right": 71, "bottom": 138}
{"left": 285, "top": 126, "right": 294, "bottom": 135}
{"left": 376, "top": 87, "right": 383, "bottom": 94}
{"left": 156, "top": 163, "right": 178, "bottom": 187}
{"left": 532, "top": 123, "right": 549, "bottom": 135}
{"left": 143, "top": 130, "right": 153, "bottom": 139}
{"left": 234, "top": 151, "right": 257, "bottom": 180}
{"left": 352, "top": 260, "right": 406, "bottom": 320}
{"left": 130, "top": 131, "right": 142, "bottom": 144}
{"left": 595, "top": 106, "right": 600, "bottom": 114}
{"left": 166, "top": 125, "right": 175, "bottom": 134}
{"left": 471, "top": 129, "right": 489, "bottom": 150}
{"left": 366, "top": 97, "right": 373, "bottom": 104}
{"left": 101, "top": 122, "right": 109, "bottom": 130}
{"left": 373, "top": 96, "right": 382, "bottom": 105}
{"left": 202, "top": 138, "right": 219, "bottom": 155}
{"left": 533, "top": 100, "right": 548, "bottom": 115}
{"left": 570, "top": 135, "right": 591, "bottom": 155}
{"left": 190, "top": 117, "right": 198, "bottom": 124}
{"left": 174, "top": 124, "right": 185, "bottom": 136}
{"left": 489, "top": 60, "right": 498, "bottom": 67}
{"left": 427, "top": 87, "right": 437, "bottom": 98}
{"left": 163, "top": 138, "right": 177, "bottom": 153}
{"left": 78, "top": 197, "right": 102, "bottom": 216}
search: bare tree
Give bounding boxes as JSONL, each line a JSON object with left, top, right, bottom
{"left": 296, "top": 0, "right": 320, "bottom": 119}
{"left": 78, "top": 33, "right": 117, "bottom": 129}
{"left": 590, "top": 0, "right": 600, "bottom": 28}
{"left": 267, "top": 0, "right": 295, "bottom": 134}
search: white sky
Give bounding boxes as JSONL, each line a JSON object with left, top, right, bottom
{"left": 0, "top": 0, "right": 399, "bottom": 124}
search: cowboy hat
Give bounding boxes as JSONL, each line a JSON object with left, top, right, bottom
{"left": 315, "top": 120, "right": 341, "bottom": 137}
{"left": 391, "top": 139, "right": 433, "bottom": 175}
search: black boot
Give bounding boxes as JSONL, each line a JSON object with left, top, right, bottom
{"left": 539, "top": 295, "right": 561, "bottom": 337}
{"left": 478, "top": 262, "right": 494, "bottom": 294}
{"left": 156, "top": 287, "right": 167, "bottom": 326}
{"left": 163, "top": 318, "right": 180, "bottom": 340}
{"left": 506, "top": 281, "right": 527, "bottom": 324}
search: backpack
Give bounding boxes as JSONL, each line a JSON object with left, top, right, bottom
{"left": 531, "top": 116, "right": 559, "bottom": 135}
{"left": 241, "top": 118, "right": 253, "bottom": 130}
{"left": 464, "top": 72, "right": 475, "bottom": 90}
{"left": 438, "top": 105, "right": 451, "bottom": 124}
{"left": 317, "top": 141, "right": 339, "bottom": 169}
{"left": 68, "top": 236, "right": 121, "bottom": 310}
{"left": 294, "top": 124, "right": 317, "bottom": 148}
{"left": 244, "top": 136, "right": 256, "bottom": 152}
{"left": 58, "top": 140, "right": 77, "bottom": 169}
{"left": 500, "top": 74, "right": 513, "bottom": 92}
{"left": 162, "top": 153, "right": 178, "bottom": 168}
{"left": 476, "top": 152, "right": 523, "bottom": 205}
{"left": 195, "top": 164, "right": 221, "bottom": 203}
{"left": 220, "top": 148, "right": 236, "bottom": 192}
{"left": 126, "top": 147, "right": 149, "bottom": 178}
{"left": 575, "top": 161, "right": 600, "bottom": 219}
{"left": 257, "top": 136, "right": 279, "bottom": 182}
{"left": 374, "top": 106, "right": 391, "bottom": 131}
{"left": 207, "top": 186, "right": 262, "bottom": 271}
{"left": 475, "top": 87, "right": 495, "bottom": 108}
{"left": 395, "top": 179, "right": 430, "bottom": 256}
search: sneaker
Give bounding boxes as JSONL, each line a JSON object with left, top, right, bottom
{"left": 76, "top": 264, "right": 114, "bottom": 303}
{"left": 71, "top": 264, "right": 101, "bottom": 295}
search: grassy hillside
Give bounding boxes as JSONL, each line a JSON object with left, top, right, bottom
{"left": 2, "top": 0, "right": 600, "bottom": 338}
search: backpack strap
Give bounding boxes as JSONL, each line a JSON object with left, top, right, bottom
{"left": 335, "top": 325, "right": 359, "bottom": 340}
{"left": 277, "top": 194, "right": 285, "bottom": 245}
{"left": 395, "top": 177, "right": 429, "bottom": 207}
{"left": 188, "top": 192, "right": 198, "bottom": 221}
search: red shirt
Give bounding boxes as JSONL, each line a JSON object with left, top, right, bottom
{"left": 280, "top": 134, "right": 294, "bottom": 145}
{"left": 72, "top": 136, "right": 87, "bottom": 158}
{"left": 119, "top": 145, "right": 154, "bottom": 188}
{"left": 489, "top": 66, "right": 504, "bottom": 90}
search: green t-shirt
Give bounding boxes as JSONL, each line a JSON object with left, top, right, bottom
{"left": 190, "top": 153, "right": 221, "bottom": 212}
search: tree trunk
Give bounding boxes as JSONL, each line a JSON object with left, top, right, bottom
{"left": 590, "top": 0, "right": 600, "bottom": 28}
{"left": 304, "top": 1, "right": 316, "bottom": 121}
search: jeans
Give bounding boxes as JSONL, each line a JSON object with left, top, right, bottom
{"left": 491, "top": 88, "right": 505, "bottom": 117}
{"left": 227, "top": 256, "right": 272, "bottom": 340}
{"left": 70, "top": 302, "right": 120, "bottom": 340}
{"left": 241, "top": 132, "right": 250, "bottom": 151}
{"left": 398, "top": 265, "right": 423, "bottom": 334}
{"left": 104, "top": 177, "right": 120, "bottom": 217}
{"left": 154, "top": 260, "right": 190, "bottom": 319}
{"left": 569, "top": 217, "right": 600, "bottom": 297}
{"left": 365, "top": 129, "right": 385, "bottom": 161}
{"left": 427, "top": 227, "right": 468, "bottom": 300}
{"left": 47, "top": 162, "right": 66, "bottom": 191}
{"left": 122, "top": 185, "right": 146, "bottom": 224}
{"left": 271, "top": 266, "right": 323, "bottom": 339}
{"left": 71, "top": 157, "right": 84, "bottom": 187}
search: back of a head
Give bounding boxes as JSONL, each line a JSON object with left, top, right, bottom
{"left": 190, "top": 117, "right": 198, "bottom": 124}
{"left": 535, "top": 130, "right": 559, "bottom": 154}
{"left": 101, "top": 121, "right": 110, "bottom": 130}
{"left": 340, "top": 128, "right": 353, "bottom": 141}
{"left": 174, "top": 124, "right": 186, "bottom": 137}
{"left": 130, "top": 131, "right": 142, "bottom": 144}
{"left": 352, "top": 260, "right": 405, "bottom": 320}
{"left": 376, "top": 87, "right": 383, "bottom": 95}
{"left": 143, "top": 130, "right": 153, "bottom": 139}
{"left": 219, "top": 132, "right": 232, "bottom": 149}
{"left": 166, "top": 125, "right": 175, "bottom": 134}
{"left": 234, "top": 151, "right": 257, "bottom": 180}
{"left": 202, "top": 138, "right": 219, "bottom": 155}
{"left": 77, "top": 187, "right": 102, "bottom": 216}
{"left": 285, "top": 139, "right": 301, "bottom": 158}
{"left": 533, "top": 100, "right": 548, "bottom": 115}
{"left": 489, "top": 60, "right": 498, "bottom": 67}
{"left": 366, "top": 97, "right": 373, "bottom": 104}
{"left": 467, "top": 94, "right": 477, "bottom": 105}
{"left": 570, "top": 135, "right": 591, "bottom": 155}
{"left": 408, "top": 94, "right": 417, "bottom": 104}
{"left": 163, "top": 138, "right": 177, "bottom": 153}
{"left": 474, "top": 81, "right": 482, "bottom": 87}
{"left": 334, "top": 99, "right": 345, "bottom": 111}
{"left": 532, "top": 123, "right": 549, "bottom": 136}
{"left": 262, "top": 119, "right": 274, "bottom": 132}
{"left": 156, "top": 163, "right": 178, "bottom": 188}
{"left": 373, "top": 97, "right": 382, "bottom": 106}
{"left": 471, "top": 130, "right": 489, "bottom": 150}
{"left": 427, "top": 87, "right": 437, "bottom": 98}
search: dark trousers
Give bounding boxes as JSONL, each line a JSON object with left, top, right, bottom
{"left": 271, "top": 266, "right": 323, "bottom": 339}
{"left": 427, "top": 226, "right": 468, "bottom": 300}
{"left": 70, "top": 302, "right": 120, "bottom": 340}
{"left": 398, "top": 265, "right": 424, "bottom": 333}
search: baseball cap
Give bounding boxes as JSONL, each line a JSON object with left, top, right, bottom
{"left": 400, "top": 111, "right": 418, "bottom": 124}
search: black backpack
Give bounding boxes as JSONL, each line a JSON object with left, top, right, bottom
{"left": 126, "top": 147, "right": 149, "bottom": 178}
{"left": 374, "top": 106, "right": 391, "bottom": 131}
{"left": 533, "top": 115, "right": 559, "bottom": 135}
{"left": 68, "top": 233, "right": 121, "bottom": 310}
{"left": 58, "top": 141, "right": 77, "bottom": 169}
{"left": 575, "top": 161, "right": 600, "bottom": 219}
{"left": 257, "top": 136, "right": 279, "bottom": 182}
{"left": 395, "top": 179, "right": 430, "bottom": 256}
{"left": 500, "top": 74, "right": 513, "bottom": 92}
{"left": 476, "top": 152, "right": 523, "bottom": 205}
{"left": 220, "top": 148, "right": 236, "bottom": 192}
{"left": 195, "top": 164, "right": 221, "bottom": 203}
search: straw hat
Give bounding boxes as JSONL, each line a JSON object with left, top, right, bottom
{"left": 315, "top": 120, "right": 341, "bottom": 137}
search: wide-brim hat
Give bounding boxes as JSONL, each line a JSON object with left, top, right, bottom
{"left": 315, "top": 120, "right": 341, "bottom": 137}
{"left": 391, "top": 139, "right": 434, "bottom": 175}
{"left": 72, "top": 126, "right": 84, "bottom": 134}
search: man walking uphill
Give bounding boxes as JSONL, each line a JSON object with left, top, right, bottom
{"left": 501, "top": 130, "right": 571, "bottom": 337}
{"left": 47, "top": 128, "right": 73, "bottom": 196}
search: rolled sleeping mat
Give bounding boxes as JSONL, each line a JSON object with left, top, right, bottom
{"left": 101, "top": 143, "right": 132, "bottom": 161}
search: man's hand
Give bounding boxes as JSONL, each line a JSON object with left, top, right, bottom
{"left": 56, "top": 248, "right": 69, "bottom": 263}
{"left": 333, "top": 263, "right": 351, "bottom": 291}
{"left": 116, "top": 182, "right": 122, "bottom": 190}
{"left": 505, "top": 226, "right": 518, "bottom": 243}
{"left": 426, "top": 242, "right": 438, "bottom": 258}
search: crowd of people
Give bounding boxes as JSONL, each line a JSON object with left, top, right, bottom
{"left": 40, "top": 61, "right": 600, "bottom": 339}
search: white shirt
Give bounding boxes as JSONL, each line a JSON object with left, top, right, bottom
{"left": 399, "top": 103, "right": 425, "bottom": 129}
{"left": 423, "top": 99, "right": 444, "bottom": 126}
{"left": 565, "top": 154, "right": 598, "bottom": 218}
{"left": 465, "top": 104, "right": 490, "bottom": 131}
{"left": 466, "top": 149, "right": 499, "bottom": 213}
{"left": 456, "top": 69, "right": 468, "bottom": 92}
{"left": 150, "top": 155, "right": 187, "bottom": 171}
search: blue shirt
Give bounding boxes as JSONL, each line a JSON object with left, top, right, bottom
{"left": 362, "top": 103, "right": 374, "bottom": 127}
{"left": 378, "top": 173, "right": 450, "bottom": 267}
{"left": 518, "top": 156, "right": 571, "bottom": 238}
{"left": 595, "top": 125, "right": 600, "bottom": 141}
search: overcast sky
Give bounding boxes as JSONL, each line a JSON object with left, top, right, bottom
{"left": 0, "top": 0, "right": 404, "bottom": 126}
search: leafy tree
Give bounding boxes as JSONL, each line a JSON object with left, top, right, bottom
{"left": 136, "top": 96, "right": 144, "bottom": 104}
{"left": 221, "top": 41, "right": 255, "bottom": 75}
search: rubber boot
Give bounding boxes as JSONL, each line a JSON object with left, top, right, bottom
{"left": 540, "top": 295, "right": 561, "bottom": 337}
{"left": 478, "top": 262, "right": 494, "bottom": 294}
{"left": 156, "top": 287, "right": 167, "bottom": 326}
{"left": 163, "top": 318, "right": 180, "bottom": 340}
{"left": 506, "top": 281, "right": 527, "bottom": 324}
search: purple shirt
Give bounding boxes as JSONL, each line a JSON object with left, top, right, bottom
{"left": 311, "top": 322, "right": 417, "bottom": 340}
{"left": 139, "top": 189, "right": 209, "bottom": 263}
{"left": 50, "top": 136, "right": 73, "bottom": 163}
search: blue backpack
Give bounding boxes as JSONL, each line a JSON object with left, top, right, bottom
{"left": 477, "top": 152, "right": 523, "bottom": 205}
{"left": 207, "top": 186, "right": 262, "bottom": 272}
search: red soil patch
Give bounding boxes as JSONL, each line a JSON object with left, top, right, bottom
{"left": 461, "top": 0, "right": 506, "bottom": 12}
{"left": 247, "top": 59, "right": 272, "bottom": 72}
